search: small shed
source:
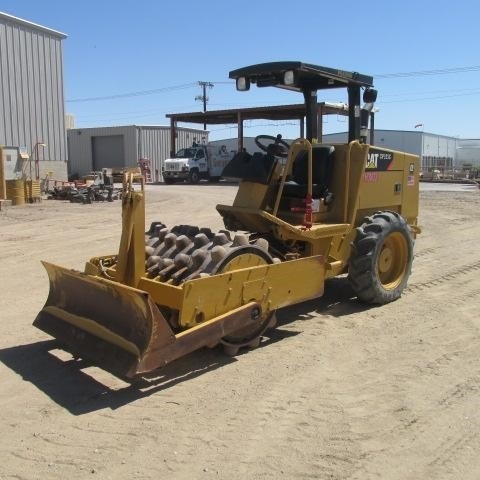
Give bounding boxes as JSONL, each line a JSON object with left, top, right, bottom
{"left": 67, "top": 125, "right": 209, "bottom": 181}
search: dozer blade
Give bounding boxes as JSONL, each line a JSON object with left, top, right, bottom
{"left": 33, "top": 261, "right": 176, "bottom": 379}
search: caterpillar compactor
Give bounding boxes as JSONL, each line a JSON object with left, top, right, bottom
{"left": 34, "top": 62, "right": 420, "bottom": 379}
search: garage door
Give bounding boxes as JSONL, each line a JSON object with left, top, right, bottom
{"left": 92, "top": 135, "right": 125, "bottom": 170}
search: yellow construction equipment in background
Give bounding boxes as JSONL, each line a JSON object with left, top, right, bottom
{"left": 34, "top": 62, "right": 420, "bottom": 380}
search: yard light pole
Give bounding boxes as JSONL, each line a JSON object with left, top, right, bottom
{"left": 33, "top": 142, "right": 47, "bottom": 180}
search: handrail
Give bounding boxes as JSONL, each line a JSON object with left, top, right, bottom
{"left": 273, "top": 138, "right": 312, "bottom": 217}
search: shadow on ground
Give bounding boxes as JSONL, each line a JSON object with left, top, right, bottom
{"left": 0, "top": 276, "right": 376, "bottom": 414}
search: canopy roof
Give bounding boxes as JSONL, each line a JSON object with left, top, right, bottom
{"left": 229, "top": 61, "right": 373, "bottom": 92}
{"left": 166, "top": 102, "right": 347, "bottom": 125}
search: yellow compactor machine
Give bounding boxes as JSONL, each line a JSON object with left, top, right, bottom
{"left": 34, "top": 62, "right": 421, "bottom": 379}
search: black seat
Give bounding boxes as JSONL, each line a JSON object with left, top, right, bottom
{"left": 222, "top": 151, "right": 277, "bottom": 184}
{"left": 283, "top": 145, "right": 335, "bottom": 200}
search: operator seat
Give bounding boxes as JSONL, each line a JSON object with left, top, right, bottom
{"left": 283, "top": 145, "right": 335, "bottom": 204}
{"left": 222, "top": 151, "right": 278, "bottom": 184}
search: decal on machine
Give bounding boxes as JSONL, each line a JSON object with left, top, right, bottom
{"left": 363, "top": 171, "right": 379, "bottom": 183}
{"left": 366, "top": 148, "right": 394, "bottom": 171}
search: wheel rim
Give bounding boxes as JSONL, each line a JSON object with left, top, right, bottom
{"left": 376, "top": 231, "right": 408, "bottom": 290}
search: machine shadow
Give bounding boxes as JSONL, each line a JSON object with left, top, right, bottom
{"left": 278, "top": 275, "right": 375, "bottom": 324}
{"left": 0, "top": 277, "right": 375, "bottom": 415}
{"left": 0, "top": 340, "right": 237, "bottom": 415}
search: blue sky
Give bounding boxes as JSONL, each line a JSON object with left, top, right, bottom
{"left": 3, "top": 0, "right": 480, "bottom": 140}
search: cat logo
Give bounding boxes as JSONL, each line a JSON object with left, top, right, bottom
{"left": 366, "top": 148, "right": 394, "bottom": 171}
{"left": 366, "top": 153, "right": 379, "bottom": 169}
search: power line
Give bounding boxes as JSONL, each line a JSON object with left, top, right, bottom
{"left": 374, "top": 65, "right": 480, "bottom": 79}
{"left": 67, "top": 82, "right": 198, "bottom": 103}
{"left": 66, "top": 65, "right": 480, "bottom": 103}
{"left": 381, "top": 86, "right": 480, "bottom": 98}
{"left": 380, "top": 89, "right": 480, "bottom": 104}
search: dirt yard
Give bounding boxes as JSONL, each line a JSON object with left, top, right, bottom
{"left": 1, "top": 182, "right": 479, "bottom": 480}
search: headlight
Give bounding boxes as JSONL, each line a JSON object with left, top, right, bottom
{"left": 283, "top": 70, "right": 295, "bottom": 86}
{"left": 236, "top": 77, "right": 250, "bottom": 91}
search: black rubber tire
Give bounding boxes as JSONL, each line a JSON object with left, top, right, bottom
{"left": 348, "top": 211, "right": 414, "bottom": 304}
{"left": 188, "top": 169, "right": 200, "bottom": 184}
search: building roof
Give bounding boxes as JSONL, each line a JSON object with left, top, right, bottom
{"left": 69, "top": 124, "right": 207, "bottom": 131}
{"left": 166, "top": 102, "right": 348, "bottom": 125}
{"left": 0, "top": 11, "right": 67, "bottom": 38}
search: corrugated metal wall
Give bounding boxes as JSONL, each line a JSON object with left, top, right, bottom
{"left": 457, "top": 139, "right": 480, "bottom": 168}
{"left": 323, "top": 130, "right": 423, "bottom": 154}
{"left": 323, "top": 130, "right": 458, "bottom": 171}
{"left": 138, "top": 126, "right": 208, "bottom": 181}
{"left": 138, "top": 127, "right": 170, "bottom": 181}
{"left": 68, "top": 125, "right": 208, "bottom": 180}
{"left": 0, "top": 13, "right": 68, "bottom": 168}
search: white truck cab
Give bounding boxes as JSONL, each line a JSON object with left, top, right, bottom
{"left": 162, "top": 144, "right": 235, "bottom": 184}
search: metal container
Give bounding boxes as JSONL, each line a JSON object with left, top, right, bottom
{"left": 25, "top": 180, "right": 41, "bottom": 203}
{"left": 6, "top": 179, "right": 26, "bottom": 206}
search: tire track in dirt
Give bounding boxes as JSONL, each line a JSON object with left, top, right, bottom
{"left": 218, "top": 370, "right": 360, "bottom": 478}
{"left": 406, "top": 260, "right": 480, "bottom": 293}
{"left": 426, "top": 432, "right": 480, "bottom": 478}
{"left": 414, "top": 246, "right": 440, "bottom": 258}
{"left": 153, "top": 348, "right": 365, "bottom": 480}
{"left": 2, "top": 186, "right": 480, "bottom": 480}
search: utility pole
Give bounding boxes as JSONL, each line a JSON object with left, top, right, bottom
{"left": 195, "top": 81, "right": 214, "bottom": 130}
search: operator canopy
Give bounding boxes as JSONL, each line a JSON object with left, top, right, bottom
{"left": 229, "top": 61, "right": 374, "bottom": 92}
{"left": 230, "top": 61, "right": 377, "bottom": 143}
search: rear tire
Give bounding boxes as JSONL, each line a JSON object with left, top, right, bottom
{"left": 348, "top": 211, "right": 413, "bottom": 304}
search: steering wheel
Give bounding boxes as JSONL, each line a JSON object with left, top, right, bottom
{"left": 254, "top": 134, "right": 290, "bottom": 158}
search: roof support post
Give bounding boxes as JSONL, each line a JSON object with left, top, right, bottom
{"left": 369, "top": 111, "right": 375, "bottom": 145}
{"left": 347, "top": 86, "right": 361, "bottom": 142}
{"left": 317, "top": 104, "right": 324, "bottom": 143}
{"left": 170, "top": 117, "right": 176, "bottom": 157}
{"left": 237, "top": 112, "right": 244, "bottom": 152}
{"left": 303, "top": 89, "right": 318, "bottom": 142}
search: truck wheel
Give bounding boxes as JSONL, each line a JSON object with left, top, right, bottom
{"left": 188, "top": 169, "right": 200, "bottom": 184}
{"left": 164, "top": 178, "right": 176, "bottom": 185}
{"left": 348, "top": 211, "right": 413, "bottom": 304}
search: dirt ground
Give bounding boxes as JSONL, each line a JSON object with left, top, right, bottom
{"left": 1, "top": 182, "right": 480, "bottom": 480}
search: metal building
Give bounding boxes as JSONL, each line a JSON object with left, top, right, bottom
{"left": 323, "top": 129, "right": 462, "bottom": 173}
{"left": 0, "top": 12, "right": 68, "bottom": 181}
{"left": 456, "top": 139, "right": 480, "bottom": 174}
{"left": 67, "top": 125, "right": 209, "bottom": 181}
